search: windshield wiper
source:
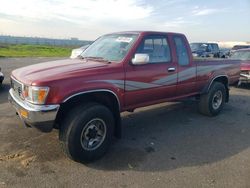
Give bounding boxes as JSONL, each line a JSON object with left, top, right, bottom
{"left": 81, "top": 56, "right": 111, "bottom": 64}
{"left": 85, "top": 56, "right": 104, "bottom": 59}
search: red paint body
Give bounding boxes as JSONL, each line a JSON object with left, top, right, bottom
{"left": 11, "top": 31, "right": 241, "bottom": 112}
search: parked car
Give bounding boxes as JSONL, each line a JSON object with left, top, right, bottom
{"left": 70, "top": 44, "right": 90, "bottom": 59}
{"left": 190, "top": 42, "right": 220, "bottom": 58}
{"left": 230, "top": 45, "right": 250, "bottom": 56}
{"left": 0, "top": 67, "right": 4, "bottom": 85}
{"left": 232, "top": 45, "right": 250, "bottom": 51}
{"left": 9, "top": 31, "right": 240, "bottom": 163}
{"left": 230, "top": 49, "right": 250, "bottom": 85}
{"left": 219, "top": 48, "right": 230, "bottom": 58}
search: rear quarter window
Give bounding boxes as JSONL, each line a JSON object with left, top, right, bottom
{"left": 174, "top": 36, "right": 190, "bottom": 66}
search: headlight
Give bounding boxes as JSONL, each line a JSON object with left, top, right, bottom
{"left": 22, "top": 86, "right": 49, "bottom": 104}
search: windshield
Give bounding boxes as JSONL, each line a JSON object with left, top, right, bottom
{"left": 81, "top": 34, "right": 138, "bottom": 62}
{"left": 190, "top": 43, "right": 207, "bottom": 51}
{"left": 230, "top": 51, "right": 250, "bottom": 60}
{"left": 210, "top": 44, "right": 219, "bottom": 51}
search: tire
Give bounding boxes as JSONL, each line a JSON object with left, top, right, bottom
{"left": 59, "top": 103, "right": 115, "bottom": 163}
{"left": 198, "top": 82, "right": 226, "bottom": 116}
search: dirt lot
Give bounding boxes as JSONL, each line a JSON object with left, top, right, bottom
{"left": 0, "top": 58, "right": 250, "bottom": 188}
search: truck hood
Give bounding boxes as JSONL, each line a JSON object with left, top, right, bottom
{"left": 12, "top": 58, "right": 108, "bottom": 85}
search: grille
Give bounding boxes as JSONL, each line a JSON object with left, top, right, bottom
{"left": 241, "top": 71, "right": 250, "bottom": 75}
{"left": 10, "top": 77, "right": 23, "bottom": 97}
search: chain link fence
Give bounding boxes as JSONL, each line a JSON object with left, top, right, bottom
{"left": 0, "top": 35, "right": 92, "bottom": 47}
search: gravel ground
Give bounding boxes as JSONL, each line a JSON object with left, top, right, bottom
{"left": 0, "top": 57, "right": 250, "bottom": 188}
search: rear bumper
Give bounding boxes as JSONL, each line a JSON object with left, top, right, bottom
{"left": 8, "top": 88, "right": 60, "bottom": 132}
{"left": 0, "top": 72, "right": 4, "bottom": 83}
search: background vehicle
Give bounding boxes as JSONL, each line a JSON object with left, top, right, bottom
{"left": 0, "top": 67, "right": 4, "bottom": 85}
{"left": 70, "top": 44, "right": 90, "bottom": 59}
{"left": 232, "top": 45, "right": 250, "bottom": 51}
{"left": 219, "top": 48, "right": 230, "bottom": 58}
{"left": 190, "top": 42, "right": 220, "bottom": 58}
{"left": 230, "top": 45, "right": 250, "bottom": 56}
{"left": 230, "top": 49, "right": 250, "bottom": 85}
{"left": 9, "top": 31, "right": 240, "bottom": 163}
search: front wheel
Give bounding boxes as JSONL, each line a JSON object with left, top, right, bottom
{"left": 59, "top": 103, "right": 115, "bottom": 163}
{"left": 198, "top": 82, "right": 226, "bottom": 116}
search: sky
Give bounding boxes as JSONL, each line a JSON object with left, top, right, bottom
{"left": 0, "top": 0, "right": 249, "bottom": 42}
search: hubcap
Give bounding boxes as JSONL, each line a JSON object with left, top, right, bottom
{"left": 212, "top": 90, "right": 223, "bottom": 110}
{"left": 80, "top": 118, "right": 106, "bottom": 151}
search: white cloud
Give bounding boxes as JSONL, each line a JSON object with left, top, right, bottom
{"left": 0, "top": 0, "right": 153, "bottom": 23}
{"left": 163, "top": 17, "right": 199, "bottom": 28}
{"left": 1, "top": 0, "right": 244, "bottom": 42}
{"left": 192, "top": 8, "right": 219, "bottom": 16}
{"left": 0, "top": 0, "right": 155, "bottom": 39}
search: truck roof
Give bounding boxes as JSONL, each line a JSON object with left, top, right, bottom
{"left": 234, "top": 48, "right": 250, "bottom": 52}
{"left": 106, "top": 31, "right": 185, "bottom": 36}
{"left": 191, "top": 42, "right": 219, "bottom": 45}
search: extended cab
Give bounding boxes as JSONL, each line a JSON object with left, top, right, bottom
{"left": 9, "top": 31, "right": 240, "bottom": 163}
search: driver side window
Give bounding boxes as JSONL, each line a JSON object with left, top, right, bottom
{"left": 135, "top": 35, "right": 171, "bottom": 63}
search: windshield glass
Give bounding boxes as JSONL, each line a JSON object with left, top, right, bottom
{"left": 210, "top": 44, "right": 219, "bottom": 51}
{"left": 230, "top": 51, "right": 250, "bottom": 60}
{"left": 190, "top": 43, "right": 207, "bottom": 51}
{"left": 81, "top": 34, "right": 138, "bottom": 62}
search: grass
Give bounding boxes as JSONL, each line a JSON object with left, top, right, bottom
{"left": 0, "top": 44, "right": 74, "bottom": 57}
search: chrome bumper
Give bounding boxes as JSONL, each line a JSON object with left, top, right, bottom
{"left": 8, "top": 88, "right": 60, "bottom": 132}
{"left": 239, "top": 73, "right": 250, "bottom": 84}
{"left": 240, "top": 73, "right": 250, "bottom": 79}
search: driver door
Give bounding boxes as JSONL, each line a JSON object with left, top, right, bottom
{"left": 124, "top": 34, "right": 177, "bottom": 108}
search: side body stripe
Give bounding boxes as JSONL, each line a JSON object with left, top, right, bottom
{"left": 89, "top": 64, "right": 231, "bottom": 91}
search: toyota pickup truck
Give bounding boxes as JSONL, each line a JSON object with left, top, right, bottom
{"left": 9, "top": 31, "right": 240, "bottom": 163}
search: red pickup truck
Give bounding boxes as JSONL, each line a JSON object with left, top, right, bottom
{"left": 230, "top": 48, "right": 250, "bottom": 85}
{"left": 9, "top": 31, "right": 240, "bottom": 163}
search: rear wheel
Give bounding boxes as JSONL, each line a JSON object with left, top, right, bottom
{"left": 59, "top": 103, "right": 114, "bottom": 163}
{"left": 198, "top": 82, "right": 226, "bottom": 116}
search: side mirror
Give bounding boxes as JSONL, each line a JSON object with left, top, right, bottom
{"left": 131, "top": 53, "right": 150, "bottom": 65}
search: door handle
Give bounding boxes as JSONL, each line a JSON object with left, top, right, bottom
{"left": 168, "top": 67, "right": 176, "bottom": 72}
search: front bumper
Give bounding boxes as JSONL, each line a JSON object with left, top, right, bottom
{"left": 239, "top": 73, "right": 250, "bottom": 84}
{"left": 8, "top": 88, "right": 60, "bottom": 132}
{"left": 0, "top": 72, "right": 4, "bottom": 83}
